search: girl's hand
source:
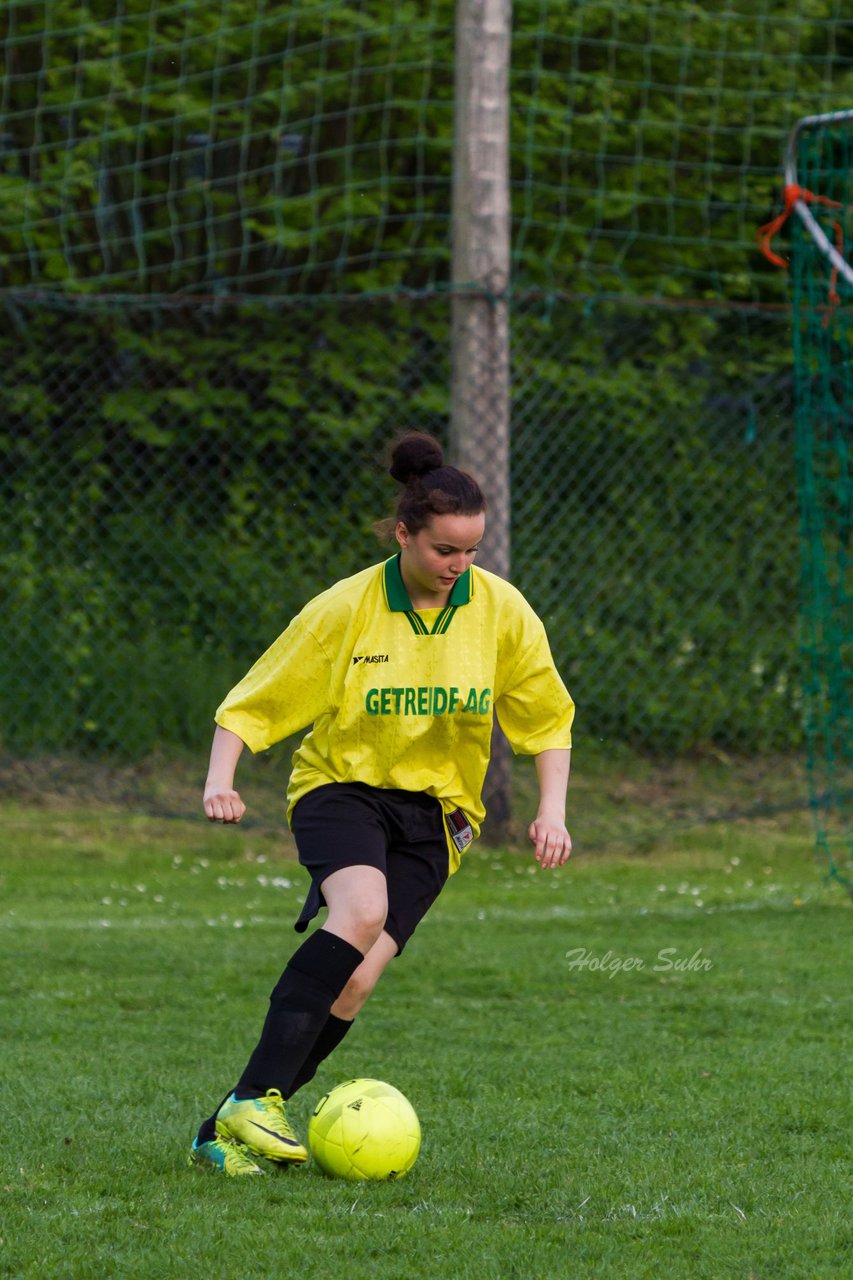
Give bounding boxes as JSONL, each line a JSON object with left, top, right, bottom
{"left": 203, "top": 786, "right": 246, "bottom": 823}
{"left": 528, "top": 813, "right": 572, "bottom": 869}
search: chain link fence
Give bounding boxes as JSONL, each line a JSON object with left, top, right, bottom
{"left": 1, "top": 293, "right": 799, "bottom": 760}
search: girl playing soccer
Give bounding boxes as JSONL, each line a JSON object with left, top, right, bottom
{"left": 190, "top": 432, "right": 574, "bottom": 1174}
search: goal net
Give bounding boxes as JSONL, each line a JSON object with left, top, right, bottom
{"left": 785, "top": 110, "right": 853, "bottom": 888}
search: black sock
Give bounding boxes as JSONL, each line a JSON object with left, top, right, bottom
{"left": 285, "top": 1013, "right": 354, "bottom": 1100}
{"left": 197, "top": 1015, "right": 356, "bottom": 1142}
{"left": 194, "top": 931, "right": 362, "bottom": 1147}
{"left": 234, "top": 929, "right": 362, "bottom": 1099}
{"left": 196, "top": 1091, "right": 231, "bottom": 1146}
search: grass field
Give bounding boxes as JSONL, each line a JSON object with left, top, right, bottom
{"left": 0, "top": 750, "right": 850, "bottom": 1279}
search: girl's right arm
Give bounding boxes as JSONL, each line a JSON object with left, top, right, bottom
{"left": 203, "top": 725, "right": 247, "bottom": 823}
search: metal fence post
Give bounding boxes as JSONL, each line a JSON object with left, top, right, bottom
{"left": 451, "top": 0, "right": 513, "bottom": 837}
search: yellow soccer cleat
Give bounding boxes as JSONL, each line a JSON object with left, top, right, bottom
{"left": 188, "top": 1134, "right": 265, "bottom": 1176}
{"left": 215, "top": 1088, "right": 308, "bottom": 1164}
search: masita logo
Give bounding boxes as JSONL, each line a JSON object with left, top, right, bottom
{"left": 352, "top": 653, "right": 389, "bottom": 665}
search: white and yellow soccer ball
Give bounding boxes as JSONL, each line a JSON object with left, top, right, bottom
{"left": 308, "top": 1078, "right": 421, "bottom": 1181}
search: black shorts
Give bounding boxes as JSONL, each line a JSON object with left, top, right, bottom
{"left": 291, "top": 782, "right": 450, "bottom": 955}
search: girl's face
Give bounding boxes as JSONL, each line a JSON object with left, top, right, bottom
{"left": 396, "top": 511, "right": 486, "bottom": 603}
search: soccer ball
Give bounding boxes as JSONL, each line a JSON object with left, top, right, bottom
{"left": 308, "top": 1078, "right": 421, "bottom": 1181}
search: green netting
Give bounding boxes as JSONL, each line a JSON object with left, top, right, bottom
{"left": 1, "top": 0, "right": 852, "bottom": 301}
{"left": 790, "top": 115, "right": 853, "bottom": 888}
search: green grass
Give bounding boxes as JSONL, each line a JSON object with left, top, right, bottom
{"left": 0, "top": 751, "right": 850, "bottom": 1279}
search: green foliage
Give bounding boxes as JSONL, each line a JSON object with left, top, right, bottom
{"left": 1, "top": 1, "right": 851, "bottom": 298}
{"left": 512, "top": 300, "right": 802, "bottom": 753}
{"left": 0, "top": 0, "right": 457, "bottom": 295}
{"left": 1, "top": 295, "right": 802, "bottom": 756}
{"left": 0, "top": 297, "right": 441, "bottom": 753}
{"left": 1, "top": 2, "right": 843, "bottom": 758}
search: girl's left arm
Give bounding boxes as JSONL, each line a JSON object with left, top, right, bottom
{"left": 528, "top": 748, "right": 572, "bottom": 869}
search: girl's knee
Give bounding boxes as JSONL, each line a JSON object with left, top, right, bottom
{"left": 322, "top": 866, "right": 388, "bottom": 954}
{"left": 326, "top": 902, "right": 387, "bottom": 954}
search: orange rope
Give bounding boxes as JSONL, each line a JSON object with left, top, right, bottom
{"left": 757, "top": 183, "right": 842, "bottom": 269}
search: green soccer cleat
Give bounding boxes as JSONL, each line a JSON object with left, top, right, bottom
{"left": 215, "top": 1088, "right": 308, "bottom": 1164}
{"left": 188, "top": 1134, "right": 265, "bottom": 1176}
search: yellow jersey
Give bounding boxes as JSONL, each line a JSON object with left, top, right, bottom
{"left": 215, "top": 555, "right": 574, "bottom": 872}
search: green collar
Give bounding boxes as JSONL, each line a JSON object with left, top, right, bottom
{"left": 382, "top": 553, "right": 472, "bottom": 636}
{"left": 383, "top": 553, "right": 472, "bottom": 610}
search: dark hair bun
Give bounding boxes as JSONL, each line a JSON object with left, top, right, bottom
{"left": 389, "top": 432, "right": 444, "bottom": 484}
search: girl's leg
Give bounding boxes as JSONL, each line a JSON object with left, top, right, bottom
{"left": 278, "top": 789, "right": 449, "bottom": 1106}
{"left": 237, "top": 864, "right": 389, "bottom": 1097}
{"left": 285, "top": 929, "right": 399, "bottom": 1098}
{"left": 331, "top": 928, "right": 399, "bottom": 1018}
{"left": 196, "top": 865, "right": 387, "bottom": 1146}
